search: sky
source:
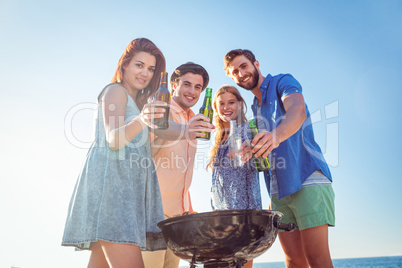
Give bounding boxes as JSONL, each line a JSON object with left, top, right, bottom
{"left": 0, "top": 0, "right": 401, "bottom": 267}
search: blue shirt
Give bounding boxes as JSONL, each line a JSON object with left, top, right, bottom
{"left": 251, "top": 74, "right": 332, "bottom": 199}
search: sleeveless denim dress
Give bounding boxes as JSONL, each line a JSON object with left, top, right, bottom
{"left": 62, "top": 84, "right": 166, "bottom": 251}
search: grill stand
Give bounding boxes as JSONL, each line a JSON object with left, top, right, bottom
{"left": 188, "top": 253, "right": 246, "bottom": 268}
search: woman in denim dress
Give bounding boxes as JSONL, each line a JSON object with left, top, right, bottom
{"left": 62, "top": 38, "right": 168, "bottom": 267}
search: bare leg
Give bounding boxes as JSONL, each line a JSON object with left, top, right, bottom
{"left": 300, "top": 225, "right": 333, "bottom": 268}
{"left": 98, "top": 240, "right": 145, "bottom": 268}
{"left": 164, "top": 247, "right": 180, "bottom": 268}
{"left": 142, "top": 250, "right": 165, "bottom": 268}
{"left": 278, "top": 230, "right": 309, "bottom": 268}
{"left": 88, "top": 242, "right": 109, "bottom": 268}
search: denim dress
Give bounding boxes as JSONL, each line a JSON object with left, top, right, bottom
{"left": 62, "top": 84, "right": 165, "bottom": 251}
{"left": 211, "top": 123, "right": 262, "bottom": 210}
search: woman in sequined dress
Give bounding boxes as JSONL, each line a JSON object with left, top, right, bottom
{"left": 207, "top": 85, "right": 262, "bottom": 268}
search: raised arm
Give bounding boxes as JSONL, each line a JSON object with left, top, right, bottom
{"left": 101, "top": 84, "right": 167, "bottom": 151}
{"left": 152, "top": 113, "right": 215, "bottom": 141}
{"left": 251, "top": 92, "right": 307, "bottom": 158}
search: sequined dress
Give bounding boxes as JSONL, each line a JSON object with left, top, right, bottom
{"left": 211, "top": 123, "right": 262, "bottom": 210}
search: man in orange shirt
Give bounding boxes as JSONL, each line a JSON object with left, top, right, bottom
{"left": 142, "top": 62, "right": 211, "bottom": 268}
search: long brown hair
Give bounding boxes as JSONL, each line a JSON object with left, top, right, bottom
{"left": 206, "top": 85, "right": 247, "bottom": 171}
{"left": 111, "top": 38, "right": 166, "bottom": 110}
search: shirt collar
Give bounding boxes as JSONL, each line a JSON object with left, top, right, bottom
{"left": 170, "top": 98, "right": 195, "bottom": 118}
{"left": 253, "top": 74, "right": 273, "bottom": 108}
{"left": 259, "top": 74, "right": 273, "bottom": 92}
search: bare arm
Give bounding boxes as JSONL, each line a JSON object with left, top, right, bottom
{"left": 101, "top": 84, "right": 167, "bottom": 151}
{"left": 152, "top": 113, "right": 215, "bottom": 141}
{"left": 150, "top": 113, "right": 215, "bottom": 156}
{"left": 150, "top": 136, "right": 166, "bottom": 156}
{"left": 251, "top": 92, "right": 307, "bottom": 158}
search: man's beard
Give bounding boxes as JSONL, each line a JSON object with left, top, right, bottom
{"left": 237, "top": 66, "right": 259, "bottom": 90}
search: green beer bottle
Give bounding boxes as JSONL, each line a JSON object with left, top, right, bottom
{"left": 197, "top": 88, "right": 213, "bottom": 140}
{"left": 248, "top": 118, "right": 271, "bottom": 172}
{"left": 153, "top": 72, "right": 171, "bottom": 129}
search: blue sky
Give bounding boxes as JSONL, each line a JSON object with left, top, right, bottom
{"left": 1, "top": 0, "right": 401, "bottom": 267}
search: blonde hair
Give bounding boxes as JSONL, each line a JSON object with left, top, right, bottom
{"left": 207, "top": 85, "right": 247, "bottom": 171}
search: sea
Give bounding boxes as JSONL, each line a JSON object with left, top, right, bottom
{"left": 179, "top": 256, "right": 402, "bottom": 267}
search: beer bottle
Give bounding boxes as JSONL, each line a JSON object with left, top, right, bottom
{"left": 197, "top": 87, "right": 213, "bottom": 140}
{"left": 153, "top": 72, "right": 171, "bottom": 129}
{"left": 248, "top": 118, "right": 270, "bottom": 172}
{"left": 228, "top": 120, "right": 243, "bottom": 167}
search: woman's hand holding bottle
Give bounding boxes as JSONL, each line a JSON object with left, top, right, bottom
{"left": 139, "top": 101, "right": 168, "bottom": 129}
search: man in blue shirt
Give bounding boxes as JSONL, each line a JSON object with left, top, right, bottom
{"left": 224, "top": 49, "right": 335, "bottom": 268}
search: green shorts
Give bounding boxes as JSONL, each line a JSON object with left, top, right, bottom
{"left": 271, "top": 185, "right": 335, "bottom": 232}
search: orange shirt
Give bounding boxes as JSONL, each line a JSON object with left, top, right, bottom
{"left": 151, "top": 99, "right": 197, "bottom": 217}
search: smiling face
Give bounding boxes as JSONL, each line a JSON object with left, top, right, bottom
{"left": 216, "top": 92, "right": 242, "bottom": 124}
{"left": 172, "top": 72, "right": 204, "bottom": 111}
{"left": 226, "top": 55, "right": 260, "bottom": 90}
{"left": 122, "top": 51, "right": 156, "bottom": 92}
